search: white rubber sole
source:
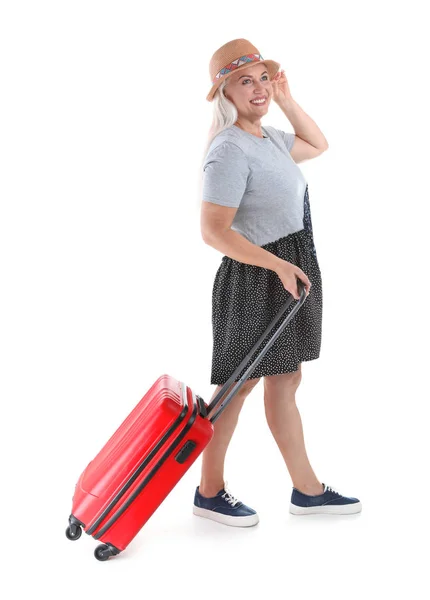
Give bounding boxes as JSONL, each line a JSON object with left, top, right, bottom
{"left": 193, "top": 505, "right": 260, "bottom": 527}
{"left": 289, "top": 501, "right": 362, "bottom": 515}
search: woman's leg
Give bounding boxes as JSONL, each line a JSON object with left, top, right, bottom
{"left": 263, "top": 364, "right": 323, "bottom": 495}
{"left": 199, "top": 377, "right": 261, "bottom": 497}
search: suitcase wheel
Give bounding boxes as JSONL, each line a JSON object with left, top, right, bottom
{"left": 94, "top": 544, "right": 120, "bottom": 562}
{"left": 65, "top": 523, "right": 82, "bottom": 541}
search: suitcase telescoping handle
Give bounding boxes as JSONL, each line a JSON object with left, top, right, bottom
{"left": 207, "top": 278, "right": 307, "bottom": 424}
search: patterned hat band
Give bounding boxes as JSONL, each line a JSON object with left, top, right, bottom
{"left": 212, "top": 54, "right": 264, "bottom": 84}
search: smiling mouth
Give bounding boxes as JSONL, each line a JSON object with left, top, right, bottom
{"left": 250, "top": 98, "right": 267, "bottom": 105}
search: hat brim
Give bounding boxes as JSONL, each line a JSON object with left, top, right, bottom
{"left": 206, "top": 59, "right": 280, "bottom": 102}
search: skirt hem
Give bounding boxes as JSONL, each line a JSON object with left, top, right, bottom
{"left": 210, "top": 353, "right": 320, "bottom": 386}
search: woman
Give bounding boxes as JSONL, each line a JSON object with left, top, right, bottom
{"left": 193, "top": 39, "right": 361, "bottom": 527}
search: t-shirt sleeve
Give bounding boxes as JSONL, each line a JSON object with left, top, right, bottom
{"left": 202, "top": 141, "right": 249, "bottom": 208}
{"left": 277, "top": 129, "right": 296, "bottom": 152}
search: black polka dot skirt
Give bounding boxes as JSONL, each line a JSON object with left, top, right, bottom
{"left": 210, "top": 185, "right": 323, "bottom": 385}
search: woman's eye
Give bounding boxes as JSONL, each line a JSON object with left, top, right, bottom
{"left": 242, "top": 75, "right": 268, "bottom": 84}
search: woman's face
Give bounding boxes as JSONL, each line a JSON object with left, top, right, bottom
{"left": 223, "top": 62, "right": 273, "bottom": 119}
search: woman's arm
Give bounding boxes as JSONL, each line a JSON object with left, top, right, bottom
{"left": 271, "top": 71, "right": 328, "bottom": 162}
{"left": 201, "top": 202, "right": 283, "bottom": 272}
{"left": 278, "top": 97, "right": 329, "bottom": 163}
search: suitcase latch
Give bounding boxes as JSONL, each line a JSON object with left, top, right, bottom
{"left": 175, "top": 440, "right": 197, "bottom": 464}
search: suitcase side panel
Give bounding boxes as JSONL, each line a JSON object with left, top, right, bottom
{"left": 85, "top": 382, "right": 193, "bottom": 535}
{"left": 86, "top": 374, "right": 180, "bottom": 477}
{"left": 71, "top": 375, "right": 184, "bottom": 529}
{"left": 83, "top": 374, "right": 181, "bottom": 494}
{"left": 97, "top": 386, "right": 213, "bottom": 551}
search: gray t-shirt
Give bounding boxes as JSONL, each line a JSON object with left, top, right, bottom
{"left": 202, "top": 124, "right": 308, "bottom": 247}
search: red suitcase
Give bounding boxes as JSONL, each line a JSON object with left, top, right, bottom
{"left": 66, "top": 279, "right": 307, "bottom": 561}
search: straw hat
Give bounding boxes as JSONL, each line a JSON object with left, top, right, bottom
{"left": 206, "top": 38, "right": 280, "bottom": 102}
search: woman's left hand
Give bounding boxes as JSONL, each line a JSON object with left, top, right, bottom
{"left": 271, "top": 69, "right": 292, "bottom": 104}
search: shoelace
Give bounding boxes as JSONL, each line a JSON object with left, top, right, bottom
{"left": 221, "top": 481, "right": 240, "bottom": 507}
{"left": 326, "top": 484, "right": 342, "bottom": 496}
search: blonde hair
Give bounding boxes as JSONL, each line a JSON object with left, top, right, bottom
{"left": 204, "top": 78, "right": 238, "bottom": 152}
{"left": 196, "top": 78, "right": 239, "bottom": 213}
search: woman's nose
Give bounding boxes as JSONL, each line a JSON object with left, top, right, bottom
{"left": 255, "top": 82, "right": 269, "bottom": 92}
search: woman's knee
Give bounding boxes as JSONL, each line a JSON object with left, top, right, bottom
{"left": 212, "top": 377, "right": 261, "bottom": 423}
{"left": 238, "top": 376, "right": 261, "bottom": 395}
{"left": 216, "top": 376, "right": 261, "bottom": 402}
{"left": 263, "top": 367, "right": 302, "bottom": 427}
{"left": 263, "top": 365, "right": 302, "bottom": 393}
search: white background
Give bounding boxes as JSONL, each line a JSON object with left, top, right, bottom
{"left": 1, "top": 1, "right": 429, "bottom": 598}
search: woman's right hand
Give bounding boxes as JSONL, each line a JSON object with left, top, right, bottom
{"left": 274, "top": 259, "right": 311, "bottom": 300}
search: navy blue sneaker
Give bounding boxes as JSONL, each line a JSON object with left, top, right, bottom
{"left": 193, "top": 481, "right": 259, "bottom": 527}
{"left": 290, "top": 483, "right": 362, "bottom": 515}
